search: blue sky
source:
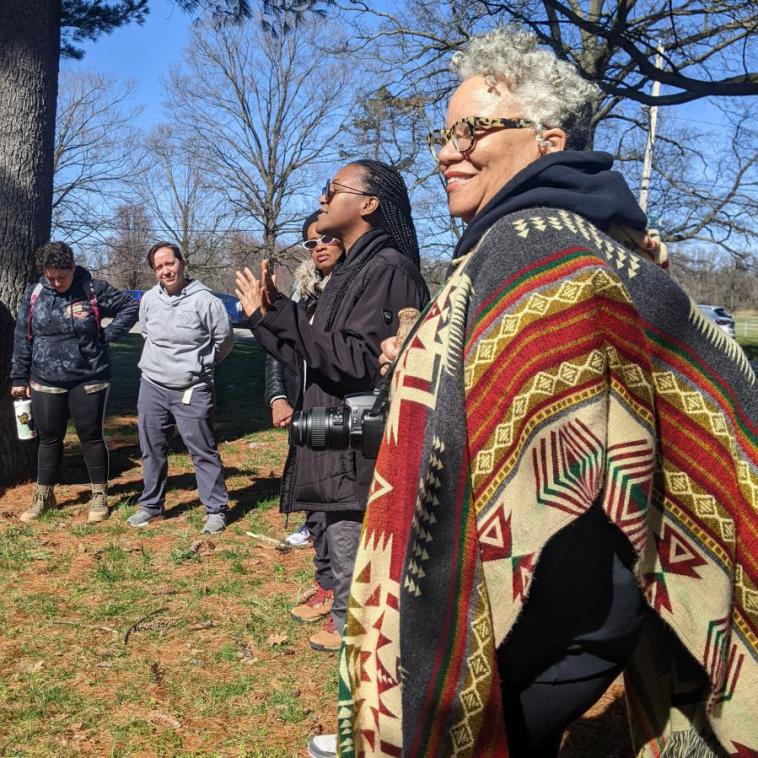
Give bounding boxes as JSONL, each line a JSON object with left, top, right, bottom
{"left": 66, "top": 0, "right": 746, "bottom": 255}
{"left": 71, "top": 1, "right": 730, "bottom": 144}
{"left": 74, "top": 0, "right": 191, "bottom": 126}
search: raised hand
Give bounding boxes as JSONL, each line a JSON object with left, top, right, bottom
{"left": 235, "top": 266, "right": 265, "bottom": 317}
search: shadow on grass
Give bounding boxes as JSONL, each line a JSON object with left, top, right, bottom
{"left": 54, "top": 464, "right": 282, "bottom": 521}
{"left": 106, "top": 469, "right": 280, "bottom": 522}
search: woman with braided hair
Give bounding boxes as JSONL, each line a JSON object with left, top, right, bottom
{"left": 236, "top": 160, "right": 429, "bottom": 653}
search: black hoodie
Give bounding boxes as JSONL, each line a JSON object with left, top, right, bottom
{"left": 11, "top": 266, "right": 139, "bottom": 387}
{"left": 454, "top": 150, "right": 648, "bottom": 260}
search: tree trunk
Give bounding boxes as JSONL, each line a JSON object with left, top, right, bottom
{"left": 0, "top": 1, "right": 61, "bottom": 486}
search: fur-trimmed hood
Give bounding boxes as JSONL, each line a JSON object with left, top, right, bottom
{"left": 293, "top": 258, "right": 330, "bottom": 302}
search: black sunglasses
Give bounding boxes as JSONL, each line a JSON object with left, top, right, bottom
{"left": 302, "top": 234, "right": 339, "bottom": 251}
{"left": 322, "top": 179, "right": 375, "bottom": 203}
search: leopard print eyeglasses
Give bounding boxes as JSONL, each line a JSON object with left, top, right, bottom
{"left": 427, "top": 116, "right": 536, "bottom": 160}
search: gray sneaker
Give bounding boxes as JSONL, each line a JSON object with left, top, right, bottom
{"left": 126, "top": 509, "right": 162, "bottom": 528}
{"left": 308, "top": 734, "right": 337, "bottom": 758}
{"left": 201, "top": 513, "right": 226, "bottom": 534}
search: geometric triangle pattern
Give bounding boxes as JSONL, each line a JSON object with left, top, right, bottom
{"left": 656, "top": 523, "right": 707, "bottom": 580}
{"left": 532, "top": 417, "right": 604, "bottom": 516}
{"left": 478, "top": 509, "right": 512, "bottom": 563}
{"left": 404, "top": 436, "right": 445, "bottom": 598}
{"left": 603, "top": 437, "right": 655, "bottom": 549}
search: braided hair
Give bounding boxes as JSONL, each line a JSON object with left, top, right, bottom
{"left": 352, "top": 159, "right": 420, "bottom": 267}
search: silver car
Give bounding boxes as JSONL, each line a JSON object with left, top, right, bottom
{"left": 698, "top": 304, "right": 736, "bottom": 339}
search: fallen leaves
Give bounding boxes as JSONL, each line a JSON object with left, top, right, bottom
{"left": 189, "top": 539, "right": 216, "bottom": 555}
{"left": 150, "top": 661, "right": 165, "bottom": 687}
{"left": 145, "top": 710, "right": 182, "bottom": 730}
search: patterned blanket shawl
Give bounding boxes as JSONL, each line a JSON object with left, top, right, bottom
{"left": 337, "top": 207, "right": 758, "bottom": 757}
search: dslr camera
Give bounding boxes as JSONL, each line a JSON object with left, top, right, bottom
{"left": 290, "top": 391, "right": 385, "bottom": 459}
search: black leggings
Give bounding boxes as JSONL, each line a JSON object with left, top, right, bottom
{"left": 31, "top": 384, "right": 109, "bottom": 485}
{"left": 498, "top": 505, "right": 645, "bottom": 757}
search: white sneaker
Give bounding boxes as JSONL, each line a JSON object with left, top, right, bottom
{"left": 285, "top": 523, "right": 311, "bottom": 548}
{"left": 308, "top": 734, "right": 337, "bottom": 758}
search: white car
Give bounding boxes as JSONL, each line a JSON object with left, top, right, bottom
{"left": 698, "top": 304, "right": 736, "bottom": 339}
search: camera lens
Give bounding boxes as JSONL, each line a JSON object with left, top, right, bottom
{"left": 290, "top": 408, "right": 328, "bottom": 450}
{"left": 309, "top": 407, "right": 327, "bottom": 449}
{"left": 290, "top": 407, "right": 350, "bottom": 450}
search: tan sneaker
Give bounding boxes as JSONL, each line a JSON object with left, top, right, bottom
{"left": 87, "top": 486, "right": 109, "bottom": 523}
{"left": 309, "top": 617, "right": 341, "bottom": 653}
{"left": 291, "top": 585, "right": 334, "bottom": 623}
{"left": 19, "top": 485, "right": 56, "bottom": 523}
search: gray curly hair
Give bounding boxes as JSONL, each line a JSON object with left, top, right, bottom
{"left": 451, "top": 26, "right": 600, "bottom": 151}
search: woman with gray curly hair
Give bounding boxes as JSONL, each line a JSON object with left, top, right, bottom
{"left": 322, "top": 23, "right": 757, "bottom": 758}
{"left": 451, "top": 26, "right": 598, "bottom": 151}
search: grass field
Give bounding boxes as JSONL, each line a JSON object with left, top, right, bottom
{"left": 0, "top": 336, "right": 632, "bottom": 757}
{"left": 734, "top": 310, "right": 758, "bottom": 360}
{"left": 0, "top": 337, "right": 336, "bottom": 757}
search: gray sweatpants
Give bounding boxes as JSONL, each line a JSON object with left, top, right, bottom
{"left": 306, "top": 511, "right": 334, "bottom": 592}
{"left": 325, "top": 510, "right": 363, "bottom": 633}
{"left": 137, "top": 378, "right": 228, "bottom": 515}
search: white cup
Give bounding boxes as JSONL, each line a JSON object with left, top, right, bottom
{"left": 14, "top": 398, "right": 37, "bottom": 440}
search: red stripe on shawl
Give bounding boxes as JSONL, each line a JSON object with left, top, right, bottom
{"left": 467, "top": 300, "right": 611, "bottom": 453}
{"left": 465, "top": 247, "right": 598, "bottom": 354}
{"left": 365, "top": 397, "right": 434, "bottom": 581}
{"left": 467, "top": 294, "right": 651, "bottom": 449}
{"left": 644, "top": 320, "right": 758, "bottom": 451}
{"left": 657, "top": 396, "right": 744, "bottom": 508}
{"left": 657, "top": 398, "right": 758, "bottom": 587}
{"left": 409, "top": 447, "right": 508, "bottom": 756}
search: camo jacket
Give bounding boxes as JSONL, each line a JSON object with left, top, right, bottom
{"left": 10, "top": 266, "right": 139, "bottom": 387}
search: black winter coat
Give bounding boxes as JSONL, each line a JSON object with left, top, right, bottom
{"left": 249, "top": 229, "right": 429, "bottom": 514}
{"left": 11, "top": 266, "right": 140, "bottom": 387}
{"left": 264, "top": 286, "right": 319, "bottom": 407}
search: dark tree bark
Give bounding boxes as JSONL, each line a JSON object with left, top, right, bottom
{"left": 0, "top": 1, "right": 61, "bottom": 485}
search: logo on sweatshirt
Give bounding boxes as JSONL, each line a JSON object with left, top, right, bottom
{"left": 175, "top": 311, "right": 198, "bottom": 328}
{"left": 69, "top": 300, "right": 90, "bottom": 320}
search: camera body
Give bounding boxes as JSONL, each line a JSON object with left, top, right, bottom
{"left": 290, "top": 391, "right": 385, "bottom": 459}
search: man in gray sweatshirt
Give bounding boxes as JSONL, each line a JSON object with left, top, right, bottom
{"left": 127, "top": 241, "right": 234, "bottom": 534}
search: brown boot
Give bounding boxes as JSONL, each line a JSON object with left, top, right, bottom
{"left": 291, "top": 585, "right": 334, "bottom": 623}
{"left": 19, "top": 485, "right": 56, "bottom": 523}
{"left": 87, "top": 484, "right": 110, "bottom": 523}
{"left": 309, "top": 617, "right": 341, "bottom": 653}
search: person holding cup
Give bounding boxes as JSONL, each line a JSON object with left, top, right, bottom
{"left": 10, "top": 241, "right": 139, "bottom": 523}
